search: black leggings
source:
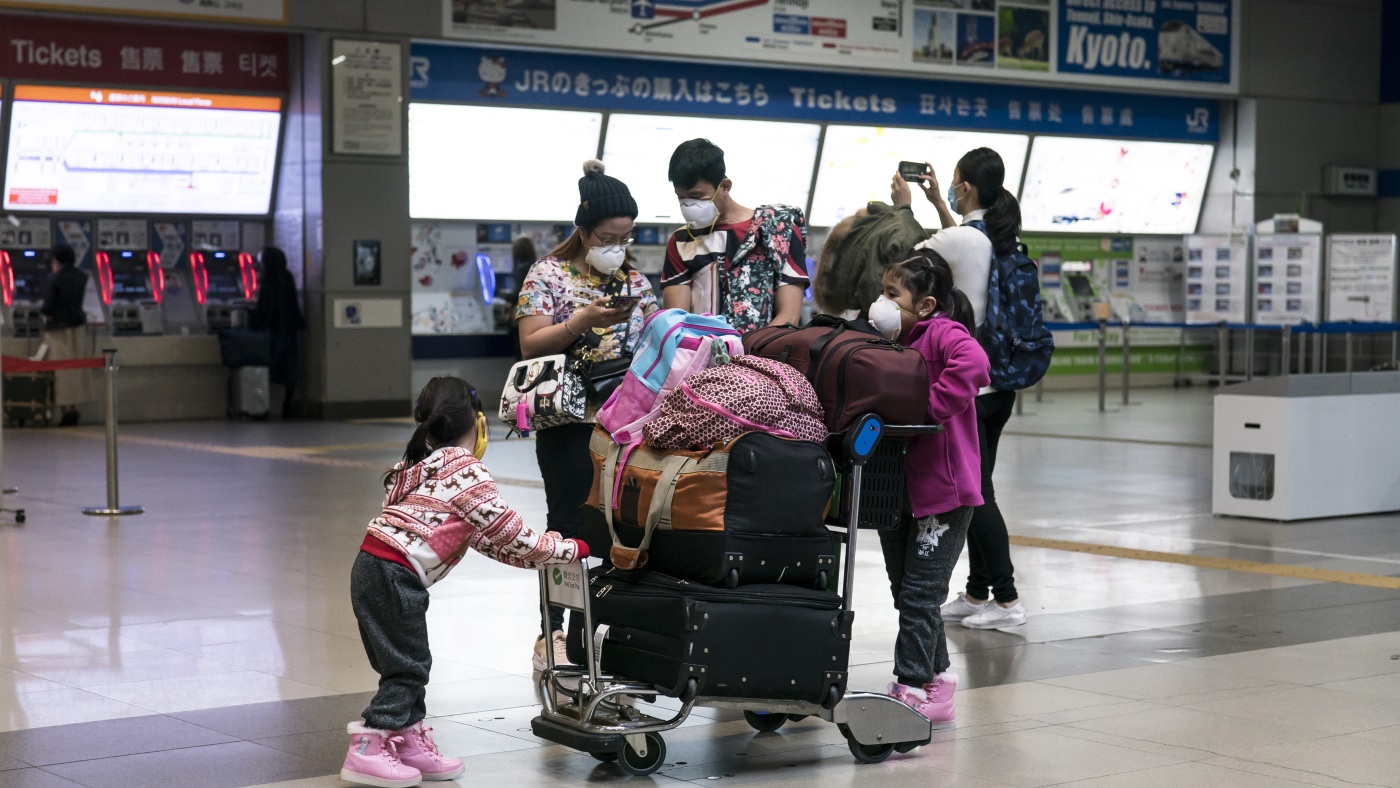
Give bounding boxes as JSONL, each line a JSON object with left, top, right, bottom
{"left": 535, "top": 422, "right": 595, "bottom": 634}
{"left": 965, "top": 389, "right": 1019, "bottom": 604}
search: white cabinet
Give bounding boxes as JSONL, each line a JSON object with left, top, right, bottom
{"left": 1212, "top": 373, "right": 1400, "bottom": 521}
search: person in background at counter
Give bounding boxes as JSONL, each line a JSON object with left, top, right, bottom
{"left": 661, "top": 138, "right": 808, "bottom": 333}
{"left": 892, "top": 147, "right": 1028, "bottom": 630}
{"left": 516, "top": 160, "right": 658, "bottom": 670}
{"left": 250, "top": 246, "right": 304, "bottom": 420}
{"left": 40, "top": 243, "right": 94, "bottom": 426}
{"left": 507, "top": 236, "right": 538, "bottom": 360}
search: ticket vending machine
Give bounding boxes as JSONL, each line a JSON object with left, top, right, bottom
{"left": 94, "top": 249, "right": 165, "bottom": 334}
{"left": 189, "top": 249, "right": 258, "bottom": 330}
{"left": 0, "top": 218, "right": 55, "bottom": 336}
{"left": 95, "top": 219, "right": 164, "bottom": 335}
{"left": 0, "top": 248, "right": 52, "bottom": 336}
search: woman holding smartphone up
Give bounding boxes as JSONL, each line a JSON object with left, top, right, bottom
{"left": 516, "top": 160, "right": 658, "bottom": 669}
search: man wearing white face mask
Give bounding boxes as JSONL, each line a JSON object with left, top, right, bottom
{"left": 516, "top": 159, "right": 659, "bottom": 669}
{"left": 661, "top": 138, "right": 808, "bottom": 333}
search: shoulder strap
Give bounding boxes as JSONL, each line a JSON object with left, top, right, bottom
{"left": 964, "top": 219, "right": 990, "bottom": 239}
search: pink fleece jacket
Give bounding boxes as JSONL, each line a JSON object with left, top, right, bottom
{"left": 902, "top": 313, "right": 990, "bottom": 518}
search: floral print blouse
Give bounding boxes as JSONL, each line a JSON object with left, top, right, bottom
{"left": 514, "top": 256, "right": 658, "bottom": 363}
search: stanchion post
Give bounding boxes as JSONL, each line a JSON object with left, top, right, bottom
{"left": 1281, "top": 324, "right": 1291, "bottom": 378}
{"left": 1345, "top": 329, "right": 1354, "bottom": 373}
{"left": 1097, "top": 320, "right": 1107, "bottom": 412}
{"left": 82, "top": 349, "right": 142, "bottom": 517}
{"left": 1121, "top": 324, "right": 1131, "bottom": 406}
{"left": 1392, "top": 329, "right": 1398, "bottom": 368}
{"left": 1313, "top": 331, "right": 1323, "bottom": 374}
{"left": 1015, "top": 389, "right": 1023, "bottom": 416}
{"left": 1034, "top": 377, "right": 1044, "bottom": 403}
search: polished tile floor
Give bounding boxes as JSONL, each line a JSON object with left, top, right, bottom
{"left": 0, "top": 388, "right": 1397, "bottom": 787}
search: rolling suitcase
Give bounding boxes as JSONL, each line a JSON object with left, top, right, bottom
{"left": 2, "top": 372, "right": 54, "bottom": 427}
{"left": 582, "top": 428, "right": 837, "bottom": 587}
{"left": 229, "top": 365, "right": 270, "bottom": 418}
{"left": 573, "top": 569, "right": 850, "bottom": 705}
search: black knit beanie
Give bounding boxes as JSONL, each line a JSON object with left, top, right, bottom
{"left": 575, "top": 159, "right": 638, "bottom": 227}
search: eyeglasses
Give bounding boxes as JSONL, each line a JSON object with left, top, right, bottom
{"left": 590, "top": 232, "right": 636, "bottom": 247}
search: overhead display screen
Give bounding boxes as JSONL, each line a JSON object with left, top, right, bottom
{"left": 1020, "top": 136, "right": 1215, "bottom": 235}
{"left": 4, "top": 86, "right": 283, "bottom": 215}
{"left": 601, "top": 114, "right": 822, "bottom": 225}
{"left": 810, "top": 126, "right": 1030, "bottom": 228}
{"left": 410, "top": 104, "right": 603, "bottom": 221}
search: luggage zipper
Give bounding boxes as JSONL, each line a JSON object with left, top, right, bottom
{"left": 679, "top": 383, "right": 798, "bottom": 440}
{"left": 599, "top": 572, "right": 839, "bottom": 609}
{"left": 642, "top": 322, "right": 743, "bottom": 380}
{"left": 831, "top": 341, "right": 901, "bottom": 423}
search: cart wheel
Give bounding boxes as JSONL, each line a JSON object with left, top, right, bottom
{"left": 743, "top": 710, "right": 788, "bottom": 732}
{"left": 894, "top": 737, "right": 930, "bottom": 754}
{"left": 847, "top": 737, "right": 896, "bottom": 764}
{"left": 616, "top": 732, "right": 666, "bottom": 777}
{"left": 590, "top": 751, "right": 618, "bottom": 763}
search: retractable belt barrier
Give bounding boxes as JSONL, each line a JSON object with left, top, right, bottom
{"left": 1, "top": 350, "right": 143, "bottom": 517}
{"left": 1033, "top": 321, "right": 1400, "bottom": 413}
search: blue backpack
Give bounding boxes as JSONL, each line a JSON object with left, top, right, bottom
{"left": 966, "top": 220, "right": 1055, "bottom": 390}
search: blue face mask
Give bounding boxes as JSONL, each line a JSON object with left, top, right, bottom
{"left": 947, "top": 183, "right": 961, "bottom": 215}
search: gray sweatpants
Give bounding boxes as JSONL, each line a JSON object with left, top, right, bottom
{"left": 879, "top": 506, "right": 973, "bottom": 686}
{"left": 351, "top": 551, "right": 432, "bottom": 731}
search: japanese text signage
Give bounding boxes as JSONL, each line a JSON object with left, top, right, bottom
{"left": 410, "top": 43, "right": 1218, "bottom": 142}
{"left": 0, "top": 15, "right": 288, "bottom": 92}
{"left": 441, "top": 0, "right": 1237, "bottom": 95}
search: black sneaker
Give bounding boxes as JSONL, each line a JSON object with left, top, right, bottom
{"left": 58, "top": 410, "right": 80, "bottom": 427}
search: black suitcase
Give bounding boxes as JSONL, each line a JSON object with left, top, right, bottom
{"left": 580, "top": 431, "right": 838, "bottom": 589}
{"left": 3, "top": 372, "right": 54, "bottom": 427}
{"left": 570, "top": 569, "right": 851, "bottom": 706}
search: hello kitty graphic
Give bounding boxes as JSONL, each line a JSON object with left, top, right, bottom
{"left": 479, "top": 56, "right": 507, "bottom": 98}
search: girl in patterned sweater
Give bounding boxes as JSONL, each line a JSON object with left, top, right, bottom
{"left": 343, "top": 377, "right": 587, "bottom": 788}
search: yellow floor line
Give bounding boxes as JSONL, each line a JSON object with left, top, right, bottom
{"left": 1010, "top": 535, "right": 1400, "bottom": 590}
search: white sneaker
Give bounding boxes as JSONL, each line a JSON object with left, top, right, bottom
{"left": 960, "top": 601, "right": 1027, "bottom": 629}
{"left": 941, "top": 593, "right": 989, "bottom": 622}
{"left": 532, "top": 631, "right": 573, "bottom": 671}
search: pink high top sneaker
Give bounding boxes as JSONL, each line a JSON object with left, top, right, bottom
{"left": 395, "top": 721, "right": 465, "bottom": 781}
{"left": 887, "top": 672, "right": 958, "bottom": 730}
{"left": 341, "top": 722, "right": 423, "bottom": 788}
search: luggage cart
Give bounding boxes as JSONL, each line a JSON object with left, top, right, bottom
{"left": 532, "top": 414, "right": 940, "bottom": 776}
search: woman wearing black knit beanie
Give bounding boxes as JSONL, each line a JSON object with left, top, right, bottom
{"left": 515, "top": 160, "right": 659, "bottom": 671}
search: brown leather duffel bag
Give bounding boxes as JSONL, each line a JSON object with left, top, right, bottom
{"left": 743, "top": 315, "right": 930, "bottom": 432}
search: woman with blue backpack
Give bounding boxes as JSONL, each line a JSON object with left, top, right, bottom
{"left": 892, "top": 147, "right": 1051, "bottom": 630}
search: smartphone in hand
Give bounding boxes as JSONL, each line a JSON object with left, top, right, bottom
{"left": 898, "top": 161, "right": 931, "bottom": 182}
{"left": 605, "top": 295, "right": 643, "bottom": 311}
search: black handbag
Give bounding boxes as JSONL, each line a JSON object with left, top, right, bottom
{"left": 578, "top": 356, "right": 631, "bottom": 405}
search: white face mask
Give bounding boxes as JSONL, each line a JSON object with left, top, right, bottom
{"left": 585, "top": 244, "right": 626, "bottom": 275}
{"left": 868, "top": 295, "right": 906, "bottom": 340}
{"left": 678, "top": 196, "right": 719, "bottom": 231}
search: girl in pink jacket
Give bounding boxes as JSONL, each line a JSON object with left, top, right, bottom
{"left": 866, "top": 248, "right": 990, "bottom": 731}
{"left": 344, "top": 377, "right": 587, "bottom": 788}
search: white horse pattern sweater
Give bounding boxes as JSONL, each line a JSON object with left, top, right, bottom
{"left": 366, "top": 446, "right": 579, "bottom": 587}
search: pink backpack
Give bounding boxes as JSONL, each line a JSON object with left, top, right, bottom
{"left": 643, "top": 355, "right": 829, "bottom": 450}
{"left": 596, "top": 309, "right": 744, "bottom": 446}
